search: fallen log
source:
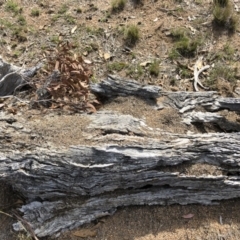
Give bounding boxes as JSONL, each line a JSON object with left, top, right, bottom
{"left": 91, "top": 75, "right": 240, "bottom": 112}
{"left": 1, "top": 73, "right": 240, "bottom": 238}
{"left": 1, "top": 110, "right": 240, "bottom": 237}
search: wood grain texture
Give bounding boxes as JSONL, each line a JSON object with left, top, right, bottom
{"left": 1, "top": 75, "right": 240, "bottom": 237}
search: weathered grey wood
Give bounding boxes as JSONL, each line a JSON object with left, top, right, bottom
{"left": 182, "top": 111, "right": 240, "bottom": 131}
{"left": 1, "top": 111, "right": 240, "bottom": 237}
{"left": 91, "top": 76, "right": 240, "bottom": 112}
{"left": 1, "top": 73, "right": 240, "bottom": 238}
{"left": 90, "top": 75, "right": 162, "bottom": 99}
{"left": 0, "top": 57, "right": 41, "bottom": 96}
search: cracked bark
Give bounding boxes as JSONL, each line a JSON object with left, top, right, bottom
{"left": 1, "top": 75, "right": 240, "bottom": 237}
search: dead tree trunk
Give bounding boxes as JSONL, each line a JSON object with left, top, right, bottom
{"left": 1, "top": 75, "right": 240, "bottom": 237}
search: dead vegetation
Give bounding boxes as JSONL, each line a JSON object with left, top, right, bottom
{"left": 34, "top": 40, "right": 99, "bottom": 112}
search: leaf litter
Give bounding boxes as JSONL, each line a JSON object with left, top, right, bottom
{"left": 0, "top": 39, "right": 100, "bottom": 114}
{"left": 33, "top": 39, "right": 100, "bottom": 113}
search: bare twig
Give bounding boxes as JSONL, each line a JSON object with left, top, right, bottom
{"left": 0, "top": 95, "right": 30, "bottom": 103}
{"left": 0, "top": 210, "right": 13, "bottom": 218}
{"left": 12, "top": 210, "right": 39, "bottom": 240}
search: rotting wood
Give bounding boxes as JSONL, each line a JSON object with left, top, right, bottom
{"left": 90, "top": 74, "right": 162, "bottom": 99}
{"left": 1, "top": 72, "right": 240, "bottom": 237}
{"left": 1, "top": 110, "right": 240, "bottom": 237}
{"left": 91, "top": 76, "right": 240, "bottom": 112}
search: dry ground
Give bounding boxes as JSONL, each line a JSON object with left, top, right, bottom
{"left": 1, "top": 0, "right": 240, "bottom": 239}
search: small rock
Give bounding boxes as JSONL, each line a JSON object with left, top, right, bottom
{"left": 104, "top": 52, "right": 111, "bottom": 60}
{"left": 71, "top": 25, "right": 77, "bottom": 34}
{"left": 165, "top": 31, "right": 171, "bottom": 36}
{"left": 84, "top": 59, "right": 92, "bottom": 64}
{"left": 170, "top": 86, "right": 179, "bottom": 92}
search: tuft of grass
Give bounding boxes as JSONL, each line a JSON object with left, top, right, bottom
{"left": 107, "top": 62, "right": 127, "bottom": 72}
{"left": 170, "top": 28, "right": 186, "bottom": 41}
{"left": 17, "top": 15, "right": 26, "bottom": 26}
{"left": 124, "top": 24, "right": 140, "bottom": 46}
{"left": 223, "top": 43, "right": 235, "bottom": 59}
{"left": 0, "top": 19, "right": 13, "bottom": 28}
{"left": 84, "top": 42, "right": 99, "bottom": 53}
{"left": 169, "top": 28, "right": 202, "bottom": 59}
{"left": 58, "top": 4, "right": 68, "bottom": 14}
{"left": 149, "top": 60, "right": 160, "bottom": 76}
{"left": 64, "top": 14, "right": 75, "bottom": 24}
{"left": 90, "top": 75, "right": 98, "bottom": 83}
{"left": 76, "top": 8, "right": 82, "bottom": 14}
{"left": 86, "top": 27, "right": 104, "bottom": 36}
{"left": 50, "top": 35, "right": 61, "bottom": 44}
{"left": 111, "top": 0, "right": 126, "bottom": 13}
{"left": 17, "top": 233, "right": 32, "bottom": 240}
{"left": 5, "top": 0, "right": 21, "bottom": 14}
{"left": 228, "top": 15, "right": 238, "bottom": 33}
{"left": 126, "top": 64, "right": 143, "bottom": 79}
{"left": 206, "top": 64, "right": 237, "bottom": 88}
{"left": 51, "top": 14, "right": 60, "bottom": 22}
{"left": 11, "top": 25, "right": 28, "bottom": 42}
{"left": 180, "top": 68, "right": 192, "bottom": 78}
{"left": 208, "top": 43, "right": 235, "bottom": 62}
{"left": 132, "top": 0, "right": 144, "bottom": 6}
{"left": 213, "top": 0, "right": 238, "bottom": 33}
{"left": 213, "top": 0, "right": 228, "bottom": 7}
{"left": 31, "top": 8, "right": 40, "bottom": 17}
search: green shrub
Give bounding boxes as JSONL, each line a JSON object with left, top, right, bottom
{"left": 5, "top": 0, "right": 21, "bottom": 14}
{"left": 213, "top": 0, "right": 238, "bottom": 32}
{"left": 149, "top": 60, "right": 160, "bottom": 76}
{"left": 213, "top": 0, "right": 228, "bottom": 7}
{"left": 76, "top": 8, "right": 82, "bottom": 13}
{"left": 58, "top": 4, "right": 68, "bottom": 14}
{"left": 31, "top": 8, "right": 40, "bottom": 17}
{"left": 124, "top": 24, "right": 140, "bottom": 46}
{"left": 126, "top": 64, "right": 143, "bottom": 79}
{"left": 206, "top": 64, "right": 237, "bottom": 88}
{"left": 169, "top": 28, "right": 202, "bottom": 59}
{"left": 64, "top": 14, "right": 75, "bottom": 24}
{"left": 107, "top": 62, "right": 127, "bottom": 72}
{"left": 111, "top": 0, "right": 126, "bottom": 13}
{"left": 17, "top": 15, "right": 26, "bottom": 25}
